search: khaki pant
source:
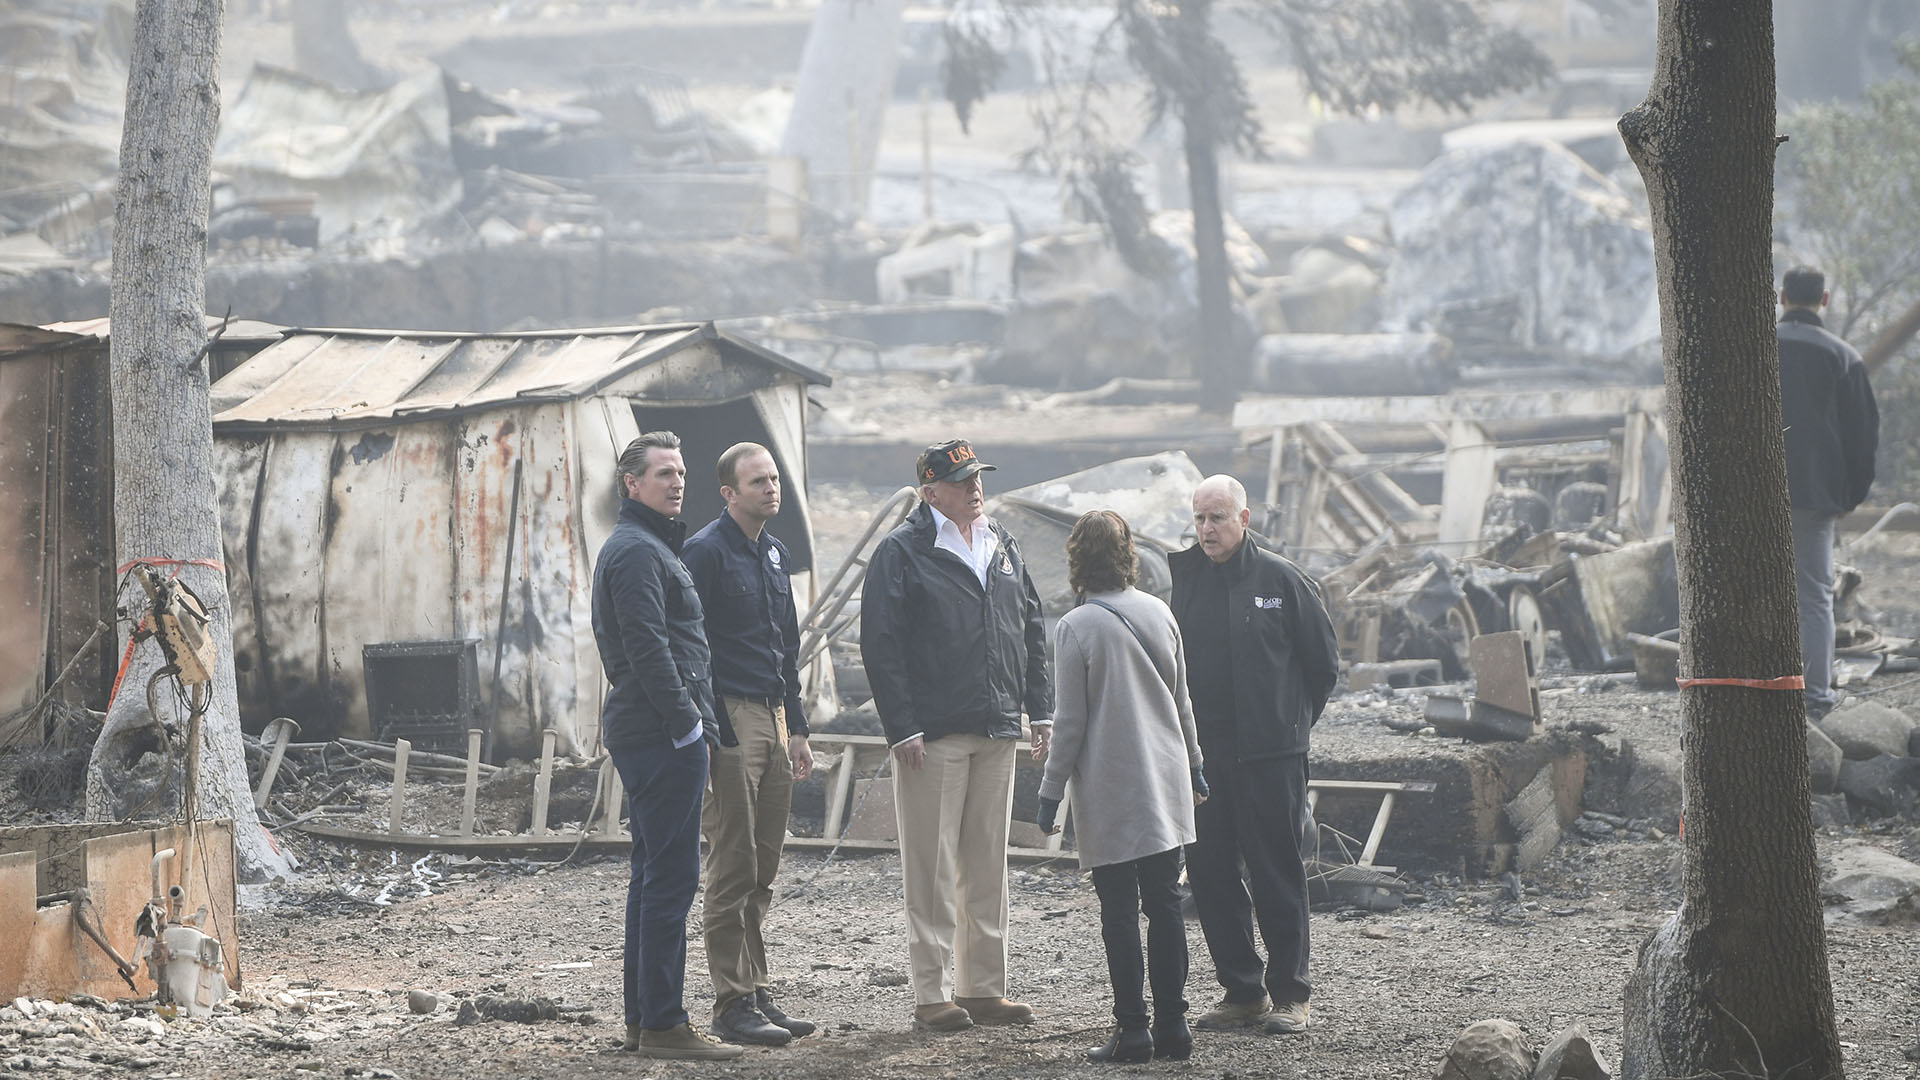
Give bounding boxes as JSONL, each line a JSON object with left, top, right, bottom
{"left": 893, "top": 733, "right": 1015, "bottom": 1006}
{"left": 701, "top": 696, "right": 793, "bottom": 1014}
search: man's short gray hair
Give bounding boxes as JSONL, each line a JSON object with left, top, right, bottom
{"left": 1194, "top": 474, "right": 1248, "bottom": 513}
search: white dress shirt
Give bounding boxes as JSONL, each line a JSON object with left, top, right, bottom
{"left": 928, "top": 504, "right": 998, "bottom": 586}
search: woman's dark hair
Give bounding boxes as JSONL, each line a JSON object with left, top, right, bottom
{"left": 1066, "top": 509, "right": 1139, "bottom": 596}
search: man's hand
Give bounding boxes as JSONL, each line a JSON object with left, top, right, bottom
{"left": 789, "top": 735, "right": 814, "bottom": 782}
{"left": 1193, "top": 791, "right": 1208, "bottom": 807}
{"left": 1029, "top": 724, "right": 1051, "bottom": 762}
{"left": 892, "top": 736, "right": 925, "bottom": 772}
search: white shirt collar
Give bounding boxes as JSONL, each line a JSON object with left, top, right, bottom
{"left": 928, "top": 503, "right": 991, "bottom": 543}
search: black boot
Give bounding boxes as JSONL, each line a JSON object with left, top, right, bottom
{"left": 1153, "top": 1017, "right": 1193, "bottom": 1061}
{"left": 1088, "top": 1025, "right": 1154, "bottom": 1064}
{"left": 755, "top": 989, "right": 817, "bottom": 1038}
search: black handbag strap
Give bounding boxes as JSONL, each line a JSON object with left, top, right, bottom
{"left": 1084, "top": 597, "right": 1175, "bottom": 694}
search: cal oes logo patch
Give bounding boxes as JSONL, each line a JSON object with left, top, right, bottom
{"left": 768, "top": 547, "right": 782, "bottom": 568}
{"left": 998, "top": 554, "right": 1014, "bottom": 575}
{"left": 1253, "top": 595, "right": 1284, "bottom": 610}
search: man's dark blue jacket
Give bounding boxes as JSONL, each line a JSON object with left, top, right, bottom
{"left": 1169, "top": 536, "right": 1340, "bottom": 761}
{"left": 591, "top": 497, "right": 723, "bottom": 750}
{"left": 1778, "top": 307, "right": 1879, "bottom": 515}
{"left": 682, "top": 510, "right": 811, "bottom": 743}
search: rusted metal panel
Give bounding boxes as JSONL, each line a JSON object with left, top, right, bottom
{"left": 250, "top": 433, "right": 335, "bottom": 729}
{"left": 0, "top": 355, "right": 52, "bottom": 725}
{"left": 48, "top": 348, "right": 116, "bottom": 714}
{"left": 0, "top": 821, "right": 240, "bottom": 1001}
{"left": 449, "top": 405, "right": 588, "bottom": 756}
{"left": 215, "top": 437, "right": 271, "bottom": 723}
{"left": 320, "top": 424, "right": 459, "bottom": 738}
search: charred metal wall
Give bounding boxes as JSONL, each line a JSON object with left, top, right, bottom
{"left": 0, "top": 342, "right": 116, "bottom": 741}
{"left": 217, "top": 402, "right": 594, "bottom": 757}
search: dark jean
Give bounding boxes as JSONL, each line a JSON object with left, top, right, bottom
{"left": 1089, "top": 846, "right": 1190, "bottom": 1030}
{"left": 1186, "top": 752, "right": 1311, "bottom": 1007}
{"left": 609, "top": 735, "right": 709, "bottom": 1030}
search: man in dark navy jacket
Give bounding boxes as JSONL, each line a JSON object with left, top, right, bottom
{"left": 682, "top": 442, "right": 818, "bottom": 1047}
{"left": 1777, "top": 266, "right": 1879, "bottom": 718}
{"left": 1171, "top": 474, "right": 1339, "bottom": 1038}
{"left": 861, "top": 439, "right": 1053, "bottom": 1034}
{"left": 590, "top": 431, "right": 740, "bottom": 1061}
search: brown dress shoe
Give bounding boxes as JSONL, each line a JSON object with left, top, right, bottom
{"left": 953, "top": 996, "right": 1035, "bottom": 1025}
{"left": 913, "top": 1002, "right": 974, "bottom": 1032}
{"left": 635, "top": 1022, "right": 747, "bottom": 1060}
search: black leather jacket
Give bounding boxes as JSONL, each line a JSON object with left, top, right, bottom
{"left": 860, "top": 504, "right": 1052, "bottom": 745}
{"left": 1778, "top": 308, "right": 1879, "bottom": 514}
{"left": 1169, "top": 536, "right": 1340, "bottom": 761}
{"left": 591, "top": 498, "right": 722, "bottom": 750}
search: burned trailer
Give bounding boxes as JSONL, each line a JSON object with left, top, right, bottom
{"left": 208, "top": 323, "right": 831, "bottom": 758}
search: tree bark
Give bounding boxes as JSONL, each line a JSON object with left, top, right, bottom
{"left": 89, "top": 0, "right": 290, "bottom": 882}
{"left": 291, "top": 0, "right": 387, "bottom": 92}
{"left": 780, "top": 0, "right": 910, "bottom": 219}
{"left": 1617, "top": 4, "right": 1841, "bottom": 1078}
{"left": 1177, "top": 0, "right": 1245, "bottom": 412}
{"left": 1183, "top": 118, "right": 1241, "bottom": 411}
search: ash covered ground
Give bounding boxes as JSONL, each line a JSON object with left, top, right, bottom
{"left": 6, "top": 491, "right": 1920, "bottom": 1080}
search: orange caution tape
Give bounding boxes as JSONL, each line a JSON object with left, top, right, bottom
{"left": 106, "top": 616, "right": 147, "bottom": 710}
{"left": 1675, "top": 675, "right": 1805, "bottom": 691}
{"left": 104, "top": 559, "right": 226, "bottom": 710}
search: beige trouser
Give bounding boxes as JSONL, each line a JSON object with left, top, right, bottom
{"left": 893, "top": 733, "right": 1016, "bottom": 1006}
{"left": 702, "top": 696, "right": 793, "bottom": 1014}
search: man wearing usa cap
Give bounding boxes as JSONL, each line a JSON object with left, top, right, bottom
{"left": 860, "top": 439, "right": 1054, "bottom": 1033}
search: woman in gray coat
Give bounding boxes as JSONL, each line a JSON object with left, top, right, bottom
{"left": 1037, "top": 509, "right": 1208, "bottom": 1064}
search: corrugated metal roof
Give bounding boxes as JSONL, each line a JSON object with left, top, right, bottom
{"left": 0, "top": 315, "right": 288, "bottom": 359}
{"left": 209, "top": 321, "right": 829, "bottom": 428}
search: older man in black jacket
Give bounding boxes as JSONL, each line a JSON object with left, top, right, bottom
{"left": 861, "top": 439, "right": 1053, "bottom": 1034}
{"left": 1777, "top": 266, "right": 1879, "bottom": 719}
{"left": 590, "top": 431, "right": 740, "bottom": 1062}
{"left": 1171, "top": 474, "right": 1339, "bottom": 1037}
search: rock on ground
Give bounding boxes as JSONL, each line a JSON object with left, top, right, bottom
{"left": 1437, "top": 1018, "right": 1535, "bottom": 1080}
{"left": 1824, "top": 842, "right": 1920, "bottom": 921}
{"left": 1808, "top": 723, "right": 1843, "bottom": 794}
{"left": 1533, "top": 1020, "right": 1611, "bottom": 1080}
{"left": 1836, "top": 754, "right": 1920, "bottom": 818}
{"left": 1819, "top": 701, "right": 1916, "bottom": 760}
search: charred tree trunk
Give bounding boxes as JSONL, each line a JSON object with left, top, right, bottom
{"left": 89, "top": 0, "right": 290, "bottom": 881}
{"left": 1183, "top": 112, "right": 1241, "bottom": 410}
{"left": 291, "top": 0, "right": 386, "bottom": 92}
{"left": 1175, "top": 0, "right": 1245, "bottom": 412}
{"left": 1617, "top": 4, "right": 1840, "bottom": 1079}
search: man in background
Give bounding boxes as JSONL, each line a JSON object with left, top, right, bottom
{"left": 1777, "top": 265, "right": 1879, "bottom": 719}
